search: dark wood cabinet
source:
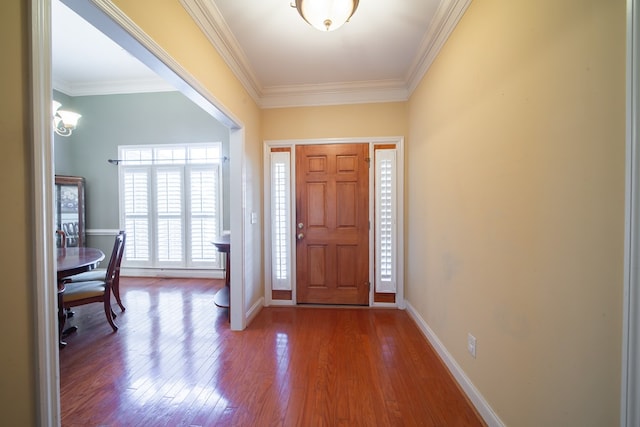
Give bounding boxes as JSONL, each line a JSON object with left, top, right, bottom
{"left": 55, "top": 175, "right": 86, "bottom": 248}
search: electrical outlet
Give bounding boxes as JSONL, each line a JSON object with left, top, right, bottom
{"left": 467, "top": 333, "right": 477, "bottom": 358}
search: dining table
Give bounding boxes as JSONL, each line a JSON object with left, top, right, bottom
{"left": 56, "top": 247, "right": 105, "bottom": 348}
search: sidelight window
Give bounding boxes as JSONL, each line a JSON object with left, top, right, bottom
{"left": 375, "top": 148, "right": 397, "bottom": 293}
{"left": 265, "top": 140, "right": 402, "bottom": 303}
{"left": 270, "top": 150, "right": 292, "bottom": 290}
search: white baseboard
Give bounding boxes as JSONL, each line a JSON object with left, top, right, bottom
{"left": 246, "top": 297, "right": 264, "bottom": 325}
{"left": 121, "top": 268, "right": 225, "bottom": 279}
{"left": 85, "top": 228, "right": 121, "bottom": 236}
{"left": 265, "top": 298, "right": 295, "bottom": 306}
{"left": 405, "top": 302, "right": 505, "bottom": 427}
{"left": 371, "top": 302, "right": 399, "bottom": 308}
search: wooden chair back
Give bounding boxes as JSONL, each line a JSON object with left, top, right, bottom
{"left": 62, "top": 232, "right": 125, "bottom": 332}
{"left": 112, "top": 230, "right": 127, "bottom": 311}
{"left": 56, "top": 230, "right": 66, "bottom": 248}
{"left": 104, "top": 232, "right": 125, "bottom": 286}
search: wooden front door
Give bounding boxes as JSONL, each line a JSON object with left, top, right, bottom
{"left": 295, "top": 143, "right": 369, "bottom": 305}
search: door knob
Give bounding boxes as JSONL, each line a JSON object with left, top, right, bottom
{"left": 297, "top": 233, "right": 304, "bottom": 240}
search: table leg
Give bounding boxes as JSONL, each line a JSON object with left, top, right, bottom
{"left": 213, "top": 251, "right": 230, "bottom": 321}
{"left": 57, "top": 289, "right": 67, "bottom": 348}
{"left": 212, "top": 239, "right": 231, "bottom": 322}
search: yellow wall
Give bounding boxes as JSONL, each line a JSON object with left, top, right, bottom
{"left": 262, "top": 102, "right": 408, "bottom": 140}
{"left": 0, "top": 0, "right": 36, "bottom": 425}
{"left": 407, "top": 0, "right": 625, "bottom": 425}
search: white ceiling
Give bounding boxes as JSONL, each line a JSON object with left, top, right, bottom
{"left": 52, "top": 0, "right": 175, "bottom": 95}
{"left": 52, "top": 0, "right": 470, "bottom": 107}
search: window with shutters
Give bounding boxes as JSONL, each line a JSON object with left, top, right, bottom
{"left": 270, "top": 150, "right": 292, "bottom": 290}
{"left": 118, "top": 144, "right": 222, "bottom": 269}
{"left": 375, "top": 148, "right": 397, "bottom": 293}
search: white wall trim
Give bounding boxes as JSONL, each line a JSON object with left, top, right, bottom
{"left": 405, "top": 302, "right": 505, "bottom": 427}
{"left": 622, "top": 0, "right": 640, "bottom": 425}
{"left": 179, "top": 0, "right": 261, "bottom": 102}
{"left": 268, "top": 299, "right": 296, "bottom": 307}
{"left": 246, "top": 297, "right": 264, "bottom": 326}
{"left": 266, "top": 136, "right": 404, "bottom": 147}
{"left": 53, "top": 76, "right": 175, "bottom": 97}
{"left": 393, "top": 138, "right": 405, "bottom": 309}
{"left": 121, "top": 268, "right": 225, "bottom": 280}
{"left": 406, "top": 0, "right": 472, "bottom": 94}
{"left": 31, "top": 1, "right": 60, "bottom": 425}
{"left": 258, "top": 80, "right": 410, "bottom": 109}
{"left": 229, "top": 128, "right": 246, "bottom": 331}
{"left": 371, "top": 302, "right": 398, "bottom": 309}
{"left": 85, "top": 228, "right": 121, "bottom": 236}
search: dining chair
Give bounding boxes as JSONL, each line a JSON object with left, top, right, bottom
{"left": 56, "top": 230, "right": 67, "bottom": 248}
{"left": 62, "top": 222, "right": 77, "bottom": 247}
{"left": 61, "top": 232, "right": 125, "bottom": 332}
{"left": 61, "top": 230, "right": 127, "bottom": 312}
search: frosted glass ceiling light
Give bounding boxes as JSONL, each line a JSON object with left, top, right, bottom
{"left": 52, "top": 100, "right": 81, "bottom": 137}
{"left": 292, "top": 0, "right": 359, "bottom": 32}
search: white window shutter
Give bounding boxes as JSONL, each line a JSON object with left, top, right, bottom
{"left": 375, "top": 149, "right": 397, "bottom": 293}
{"left": 119, "top": 144, "right": 222, "bottom": 269}
{"left": 189, "top": 165, "right": 219, "bottom": 264}
{"left": 270, "top": 151, "right": 292, "bottom": 291}
{"left": 122, "top": 168, "right": 150, "bottom": 262}
{"left": 156, "top": 167, "right": 184, "bottom": 263}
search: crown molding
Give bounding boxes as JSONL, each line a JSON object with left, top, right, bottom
{"left": 69, "top": 0, "right": 241, "bottom": 128}
{"left": 53, "top": 76, "right": 176, "bottom": 96}
{"left": 179, "top": 0, "right": 262, "bottom": 101}
{"left": 406, "top": 0, "right": 472, "bottom": 93}
{"left": 180, "top": 0, "right": 471, "bottom": 108}
{"left": 259, "top": 80, "right": 410, "bottom": 109}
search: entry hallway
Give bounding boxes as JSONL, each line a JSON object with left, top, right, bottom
{"left": 59, "top": 277, "right": 484, "bottom": 426}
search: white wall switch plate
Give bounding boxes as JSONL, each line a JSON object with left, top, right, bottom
{"left": 467, "top": 333, "right": 477, "bottom": 358}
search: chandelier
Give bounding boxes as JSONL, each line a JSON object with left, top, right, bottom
{"left": 292, "top": 0, "right": 359, "bottom": 32}
{"left": 52, "top": 101, "right": 81, "bottom": 137}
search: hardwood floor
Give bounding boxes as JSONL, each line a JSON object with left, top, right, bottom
{"left": 59, "top": 277, "right": 485, "bottom": 426}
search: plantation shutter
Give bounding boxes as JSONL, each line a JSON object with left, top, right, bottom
{"left": 123, "top": 167, "right": 150, "bottom": 263}
{"left": 119, "top": 143, "right": 222, "bottom": 269}
{"left": 375, "top": 148, "right": 397, "bottom": 293}
{"left": 156, "top": 167, "right": 184, "bottom": 263}
{"left": 189, "top": 165, "right": 219, "bottom": 264}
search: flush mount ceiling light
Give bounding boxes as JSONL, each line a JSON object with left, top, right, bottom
{"left": 292, "top": 0, "right": 359, "bottom": 32}
{"left": 52, "top": 100, "right": 81, "bottom": 137}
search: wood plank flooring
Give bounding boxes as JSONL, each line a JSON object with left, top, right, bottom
{"left": 59, "top": 277, "right": 485, "bottom": 426}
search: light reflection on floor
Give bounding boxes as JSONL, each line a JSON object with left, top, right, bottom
{"left": 121, "top": 286, "right": 227, "bottom": 410}
{"left": 273, "top": 331, "right": 291, "bottom": 403}
{"left": 60, "top": 280, "right": 486, "bottom": 425}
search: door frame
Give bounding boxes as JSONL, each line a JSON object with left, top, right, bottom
{"left": 263, "top": 137, "right": 405, "bottom": 309}
{"left": 30, "top": 0, "right": 248, "bottom": 424}
{"left": 623, "top": 0, "right": 640, "bottom": 425}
